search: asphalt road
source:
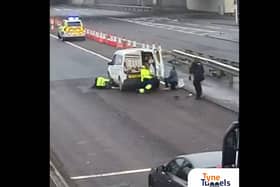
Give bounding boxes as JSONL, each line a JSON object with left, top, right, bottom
{"left": 50, "top": 6, "right": 238, "bottom": 62}
{"left": 84, "top": 17, "right": 238, "bottom": 60}
{"left": 50, "top": 36, "right": 237, "bottom": 187}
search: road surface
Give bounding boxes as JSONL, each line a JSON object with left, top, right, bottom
{"left": 50, "top": 6, "right": 238, "bottom": 62}
{"left": 50, "top": 36, "right": 238, "bottom": 187}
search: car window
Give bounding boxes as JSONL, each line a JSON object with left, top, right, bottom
{"left": 115, "top": 55, "right": 122, "bottom": 65}
{"left": 176, "top": 161, "right": 193, "bottom": 181}
{"left": 111, "top": 55, "right": 116, "bottom": 65}
{"left": 68, "top": 21, "right": 81, "bottom": 27}
{"left": 176, "top": 166, "right": 192, "bottom": 181}
{"left": 166, "top": 158, "right": 185, "bottom": 176}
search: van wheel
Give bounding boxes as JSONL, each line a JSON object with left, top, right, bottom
{"left": 148, "top": 175, "right": 153, "bottom": 187}
{"left": 155, "top": 79, "right": 160, "bottom": 89}
{"left": 108, "top": 71, "right": 117, "bottom": 86}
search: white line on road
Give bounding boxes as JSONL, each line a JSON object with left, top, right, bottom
{"left": 110, "top": 17, "right": 218, "bottom": 35}
{"left": 50, "top": 160, "right": 70, "bottom": 187}
{"left": 50, "top": 34, "right": 111, "bottom": 62}
{"left": 71, "top": 168, "right": 151, "bottom": 180}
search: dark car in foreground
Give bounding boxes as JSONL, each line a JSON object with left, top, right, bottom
{"left": 148, "top": 151, "right": 222, "bottom": 187}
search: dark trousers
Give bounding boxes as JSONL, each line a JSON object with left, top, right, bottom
{"left": 193, "top": 80, "right": 202, "bottom": 98}
{"left": 140, "top": 78, "right": 153, "bottom": 89}
{"left": 164, "top": 78, "right": 177, "bottom": 90}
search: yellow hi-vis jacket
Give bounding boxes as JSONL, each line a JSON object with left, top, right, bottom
{"left": 96, "top": 77, "right": 110, "bottom": 87}
{"left": 140, "top": 67, "right": 153, "bottom": 82}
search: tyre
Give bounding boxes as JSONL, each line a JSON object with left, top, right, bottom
{"left": 107, "top": 71, "right": 117, "bottom": 87}
{"left": 153, "top": 79, "right": 160, "bottom": 90}
{"left": 148, "top": 175, "right": 153, "bottom": 187}
{"left": 155, "top": 79, "right": 160, "bottom": 89}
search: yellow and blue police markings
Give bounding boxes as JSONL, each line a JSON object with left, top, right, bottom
{"left": 58, "top": 16, "right": 85, "bottom": 40}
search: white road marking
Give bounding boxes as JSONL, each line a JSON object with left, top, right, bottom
{"left": 50, "top": 161, "right": 70, "bottom": 187}
{"left": 127, "top": 20, "right": 208, "bottom": 36}
{"left": 110, "top": 17, "right": 237, "bottom": 36}
{"left": 50, "top": 171, "right": 59, "bottom": 187}
{"left": 71, "top": 168, "right": 151, "bottom": 180}
{"left": 110, "top": 17, "right": 217, "bottom": 33}
{"left": 76, "top": 140, "right": 88, "bottom": 145}
{"left": 144, "top": 22, "right": 217, "bottom": 33}
{"left": 50, "top": 34, "right": 111, "bottom": 62}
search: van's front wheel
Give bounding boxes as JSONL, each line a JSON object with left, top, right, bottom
{"left": 107, "top": 71, "right": 117, "bottom": 86}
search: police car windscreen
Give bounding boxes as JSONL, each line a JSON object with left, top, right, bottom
{"left": 124, "top": 55, "right": 141, "bottom": 73}
{"left": 68, "top": 22, "right": 81, "bottom": 27}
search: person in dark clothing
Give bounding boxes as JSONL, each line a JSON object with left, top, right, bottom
{"left": 164, "top": 65, "right": 178, "bottom": 90}
{"left": 189, "top": 60, "right": 204, "bottom": 99}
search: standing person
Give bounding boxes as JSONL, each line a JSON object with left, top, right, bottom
{"left": 189, "top": 59, "right": 205, "bottom": 99}
{"left": 164, "top": 65, "right": 178, "bottom": 90}
{"left": 144, "top": 55, "right": 156, "bottom": 75}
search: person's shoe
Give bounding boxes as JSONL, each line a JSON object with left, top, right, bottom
{"left": 195, "top": 96, "right": 201, "bottom": 100}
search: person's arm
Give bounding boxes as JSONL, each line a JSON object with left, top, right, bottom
{"left": 174, "top": 71, "right": 178, "bottom": 82}
{"left": 168, "top": 70, "right": 173, "bottom": 79}
{"left": 189, "top": 63, "right": 194, "bottom": 74}
{"left": 201, "top": 64, "right": 204, "bottom": 74}
{"left": 189, "top": 63, "right": 194, "bottom": 80}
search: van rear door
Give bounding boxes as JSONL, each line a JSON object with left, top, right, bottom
{"left": 124, "top": 54, "right": 142, "bottom": 79}
{"left": 154, "top": 48, "right": 164, "bottom": 79}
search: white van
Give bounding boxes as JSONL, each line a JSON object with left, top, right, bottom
{"left": 107, "top": 48, "right": 165, "bottom": 91}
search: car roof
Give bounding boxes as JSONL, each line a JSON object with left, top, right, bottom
{"left": 177, "top": 151, "right": 222, "bottom": 168}
{"left": 63, "top": 19, "right": 82, "bottom": 23}
{"left": 114, "top": 48, "right": 154, "bottom": 56}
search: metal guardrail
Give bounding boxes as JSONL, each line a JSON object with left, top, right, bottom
{"left": 172, "top": 49, "right": 239, "bottom": 76}
{"left": 96, "top": 4, "right": 153, "bottom": 12}
{"left": 183, "top": 49, "right": 239, "bottom": 68}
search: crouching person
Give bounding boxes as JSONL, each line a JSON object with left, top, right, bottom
{"left": 92, "top": 76, "right": 111, "bottom": 89}
{"left": 164, "top": 65, "right": 178, "bottom": 90}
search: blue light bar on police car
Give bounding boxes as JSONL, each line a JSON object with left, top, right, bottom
{"left": 67, "top": 16, "right": 79, "bottom": 21}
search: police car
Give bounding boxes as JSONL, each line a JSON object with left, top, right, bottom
{"left": 57, "top": 16, "right": 86, "bottom": 41}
